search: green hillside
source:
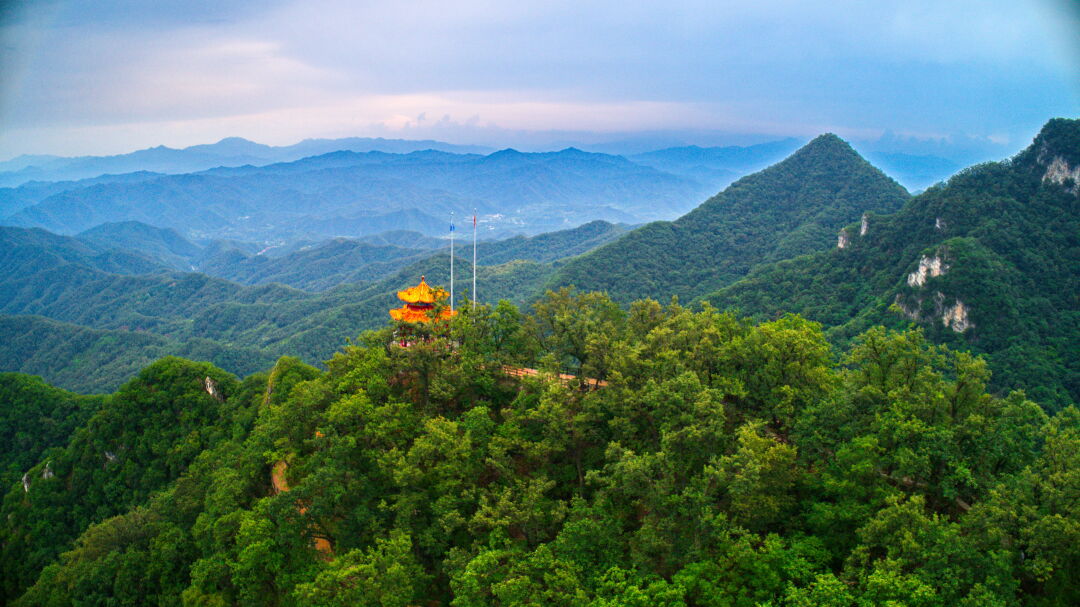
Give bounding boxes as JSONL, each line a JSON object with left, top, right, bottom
{"left": 0, "top": 226, "right": 166, "bottom": 276}
{"left": 1, "top": 358, "right": 252, "bottom": 600}
{"left": 0, "top": 315, "right": 276, "bottom": 393}
{"left": 548, "top": 134, "right": 910, "bottom": 303}
{"left": 76, "top": 221, "right": 203, "bottom": 270}
{"left": 0, "top": 373, "right": 102, "bottom": 489}
{"left": 2, "top": 294, "right": 1076, "bottom": 605}
{"left": 705, "top": 118, "right": 1080, "bottom": 409}
{"left": 0, "top": 260, "right": 553, "bottom": 392}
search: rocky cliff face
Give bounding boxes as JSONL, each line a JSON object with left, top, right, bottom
{"left": 837, "top": 229, "right": 852, "bottom": 249}
{"left": 907, "top": 254, "right": 948, "bottom": 287}
{"left": 896, "top": 245, "right": 973, "bottom": 332}
{"left": 942, "top": 299, "right": 972, "bottom": 332}
{"left": 1042, "top": 156, "right": 1080, "bottom": 194}
{"left": 895, "top": 291, "right": 973, "bottom": 333}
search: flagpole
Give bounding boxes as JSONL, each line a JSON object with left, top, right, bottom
{"left": 449, "top": 212, "right": 455, "bottom": 312}
{"left": 472, "top": 210, "right": 477, "bottom": 310}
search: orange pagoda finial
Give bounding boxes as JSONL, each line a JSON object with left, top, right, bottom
{"left": 390, "top": 276, "right": 456, "bottom": 324}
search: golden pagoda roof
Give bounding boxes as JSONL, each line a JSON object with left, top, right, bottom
{"left": 396, "top": 276, "right": 447, "bottom": 304}
{"left": 390, "top": 305, "right": 455, "bottom": 323}
{"left": 390, "top": 276, "right": 456, "bottom": 324}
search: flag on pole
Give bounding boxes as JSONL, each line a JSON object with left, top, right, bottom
{"left": 449, "top": 213, "right": 454, "bottom": 312}
{"left": 472, "top": 211, "right": 477, "bottom": 310}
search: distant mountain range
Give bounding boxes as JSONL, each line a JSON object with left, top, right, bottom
{"left": 0, "top": 137, "right": 966, "bottom": 238}
{"left": 0, "top": 136, "right": 493, "bottom": 187}
{"left": 626, "top": 139, "right": 802, "bottom": 189}
{"left": 1, "top": 147, "right": 708, "bottom": 240}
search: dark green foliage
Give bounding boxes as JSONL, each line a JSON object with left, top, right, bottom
{"left": 2, "top": 290, "right": 1073, "bottom": 606}
{"left": 706, "top": 118, "right": 1080, "bottom": 408}
{"left": 76, "top": 221, "right": 203, "bottom": 271}
{"left": 0, "top": 357, "right": 248, "bottom": 603}
{"left": 0, "top": 120, "right": 1075, "bottom": 605}
{"left": 0, "top": 373, "right": 102, "bottom": 488}
{"left": 549, "top": 133, "right": 910, "bottom": 303}
{"left": 473, "top": 220, "right": 631, "bottom": 266}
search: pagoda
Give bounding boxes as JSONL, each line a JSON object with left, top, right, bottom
{"left": 390, "top": 276, "right": 455, "bottom": 324}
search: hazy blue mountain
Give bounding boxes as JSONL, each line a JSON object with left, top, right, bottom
{"left": 0, "top": 137, "right": 493, "bottom": 187}
{"left": 271, "top": 136, "right": 491, "bottom": 157}
{"left": 0, "top": 147, "right": 267, "bottom": 188}
{"left": 4, "top": 148, "right": 707, "bottom": 240}
{"left": 0, "top": 171, "right": 166, "bottom": 219}
{"left": 628, "top": 138, "right": 802, "bottom": 189}
{"left": 0, "top": 154, "right": 63, "bottom": 173}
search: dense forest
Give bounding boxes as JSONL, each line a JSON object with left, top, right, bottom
{"left": 2, "top": 290, "right": 1077, "bottom": 606}
{"left": 706, "top": 118, "right": 1080, "bottom": 409}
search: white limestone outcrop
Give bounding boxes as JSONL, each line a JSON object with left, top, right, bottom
{"left": 907, "top": 255, "right": 948, "bottom": 287}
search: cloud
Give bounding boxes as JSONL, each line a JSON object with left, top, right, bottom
{"left": 0, "top": 0, "right": 1076, "bottom": 158}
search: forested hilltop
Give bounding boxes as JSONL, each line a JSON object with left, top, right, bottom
{"left": 2, "top": 292, "right": 1077, "bottom": 606}
{"left": 705, "top": 118, "right": 1080, "bottom": 409}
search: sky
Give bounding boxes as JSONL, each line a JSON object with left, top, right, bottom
{"left": 0, "top": 0, "right": 1077, "bottom": 160}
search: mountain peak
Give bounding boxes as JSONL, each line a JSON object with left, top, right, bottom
{"left": 1028, "top": 117, "right": 1080, "bottom": 168}
{"left": 799, "top": 133, "right": 857, "bottom": 156}
{"left": 547, "top": 130, "right": 910, "bottom": 304}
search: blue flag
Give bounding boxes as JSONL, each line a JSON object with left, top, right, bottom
{"left": 450, "top": 221, "right": 455, "bottom": 232}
